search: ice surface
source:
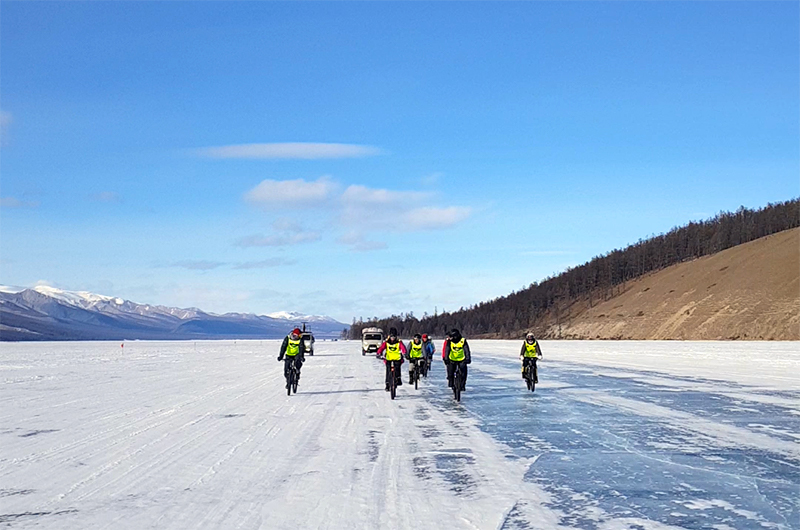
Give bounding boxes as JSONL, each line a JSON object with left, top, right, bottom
{"left": 0, "top": 340, "right": 797, "bottom": 529}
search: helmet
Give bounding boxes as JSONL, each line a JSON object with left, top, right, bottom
{"left": 449, "top": 329, "right": 461, "bottom": 341}
{"left": 413, "top": 333, "right": 421, "bottom": 339}
{"left": 291, "top": 328, "right": 301, "bottom": 336}
{"left": 526, "top": 332, "right": 535, "bottom": 341}
{"left": 389, "top": 327, "right": 398, "bottom": 337}
{"left": 422, "top": 334, "right": 429, "bottom": 341}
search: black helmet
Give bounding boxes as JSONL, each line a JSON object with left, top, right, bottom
{"left": 449, "top": 328, "right": 461, "bottom": 341}
{"left": 413, "top": 333, "right": 421, "bottom": 339}
{"left": 389, "top": 327, "right": 398, "bottom": 337}
{"left": 526, "top": 332, "right": 535, "bottom": 341}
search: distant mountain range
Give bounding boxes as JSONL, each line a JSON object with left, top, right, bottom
{"left": 0, "top": 286, "right": 348, "bottom": 341}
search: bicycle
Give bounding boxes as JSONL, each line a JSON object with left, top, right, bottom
{"left": 409, "top": 359, "right": 422, "bottom": 389}
{"left": 286, "top": 357, "right": 299, "bottom": 396}
{"left": 523, "top": 358, "right": 538, "bottom": 392}
{"left": 389, "top": 361, "right": 398, "bottom": 400}
{"left": 452, "top": 362, "right": 465, "bottom": 402}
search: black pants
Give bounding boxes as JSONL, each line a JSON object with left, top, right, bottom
{"left": 284, "top": 356, "right": 303, "bottom": 379}
{"left": 446, "top": 361, "right": 468, "bottom": 389}
{"left": 522, "top": 357, "right": 537, "bottom": 379}
{"left": 385, "top": 360, "right": 402, "bottom": 386}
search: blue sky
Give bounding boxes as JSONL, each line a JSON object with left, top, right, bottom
{"left": 1, "top": 2, "right": 798, "bottom": 324}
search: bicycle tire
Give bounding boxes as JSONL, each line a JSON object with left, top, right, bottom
{"left": 390, "top": 365, "right": 396, "bottom": 400}
{"left": 287, "top": 370, "right": 293, "bottom": 396}
{"left": 453, "top": 367, "right": 461, "bottom": 401}
{"left": 414, "top": 367, "right": 419, "bottom": 390}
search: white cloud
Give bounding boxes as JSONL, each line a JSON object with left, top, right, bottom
{"left": 90, "top": 191, "right": 121, "bottom": 203}
{"left": 198, "top": 142, "right": 383, "bottom": 159}
{"left": 400, "top": 206, "right": 472, "bottom": 231}
{"left": 336, "top": 232, "right": 387, "bottom": 252}
{"left": 339, "top": 184, "right": 470, "bottom": 233}
{"left": 172, "top": 260, "right": 225, "bottom": 271}
{"left": 0, "top": 111, "right": 11, "bottom": 144}
{"left": 0, "top": 197, "right": 39, "bottom": 209}
{"left": 421, "top": 172, "right": 443, "bottom": 186}
{"left": 233, "top": 258, "right": 296, "bottom": 269}
{"left": 340, "top": 184, "right": 429, "bottom": 205}
{"left": 235, "top": 232, "right": 321, "bottom": 248}
{"left": 244, "top": 176, "right": 337, "bottom": 208}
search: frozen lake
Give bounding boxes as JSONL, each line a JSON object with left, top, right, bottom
{"left": 1, "top": 340, "right": 798, "bottom": 529}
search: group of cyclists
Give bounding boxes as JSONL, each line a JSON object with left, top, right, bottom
{"left": 276, "top": 326, "right": 544, "bottom": 396}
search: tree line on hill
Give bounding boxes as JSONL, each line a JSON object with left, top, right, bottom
{"left": 348, "top": 198, "right": 799, "bottom": 340}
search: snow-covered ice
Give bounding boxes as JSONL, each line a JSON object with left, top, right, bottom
{"left": 1, "top": 340, "right": 798, "bottom": 529}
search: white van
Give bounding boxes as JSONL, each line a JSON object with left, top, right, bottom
{"left": 361, "top": 327, "right": 383, "bottom": 356}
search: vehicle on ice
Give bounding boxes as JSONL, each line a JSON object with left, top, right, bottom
{"left": 301, "top": 323, "right": 315, "bottom": 356}
{"left": 361, "top": 327, "right": 383, "bottom": 356}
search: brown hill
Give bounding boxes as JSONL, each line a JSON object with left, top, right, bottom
{"left": 544, "top": 228, "right": 799, "bottom": 340}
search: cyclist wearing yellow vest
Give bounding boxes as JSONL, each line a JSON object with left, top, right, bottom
{"left": 377, "top": 327, "right": 407, "bottom": 392}
{"left": 406, "top": 333, "right": 425, "bottom": 384}
{"left": 278, "top": 328, "right": 307, "bottom": 389}
{"left": 519, "top": 332, "right": 543, "bottom": 383}
{"left": 443, "top": 328, "right": 471, "bottom": 391}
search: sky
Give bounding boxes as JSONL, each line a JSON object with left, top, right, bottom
{"left": 1, "top": 2, "right": 798, "bottom": 325}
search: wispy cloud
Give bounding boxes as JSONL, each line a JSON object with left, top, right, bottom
{"left": 89, "top": 191, "right": 121, "bottom": 203}
{"left": 235, "top": 232, "right": 321, "bottom": 247}
{"left": 233, "top": 258, "right": 296, "bottom": 269}
{"left": 421, "top": 172, "right": 443, "bottom": 186}
{"left": 519, "top": 250, "right": 574, "bottom": 256}
{"left": 172, "top": 260, "right": 225, "bottom": 271}
{"left": 0, "top": 197, "right": 40, "bottom": 209}
{"left": 339, "top": 184, "right": 471, "bottom": 233}
{"left": 337, "top": 232, "right": 388, "bottom": 252}
{"left": 0, "top": 110, "right": 11, "bottom": 144}
{"left": 244, "top": 176, "right": 337, "bottom": 208}
{"left": 401, "top": 206, "right": 472, "bottom": 231}
{"left": 198, "top": 142, "right": 383, "bottom": 160}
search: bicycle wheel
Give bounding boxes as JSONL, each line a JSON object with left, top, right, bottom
{"left": 453, "top": 367, "right": 461, "bottom": 402}
{"left": 293, "top": 372, "right": 299, "bottom": 394}
{"left": 390, "top": 365, "right": 396, "bottom": 400}
{"left": 414, "top": 366, "right": 419, "bottom": 390}
{"left": 287, "top": 370, "right": 293, "bottom": 396}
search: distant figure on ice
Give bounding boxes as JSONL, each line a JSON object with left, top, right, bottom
{"left": 377, "top": 327, "right": 406, "bottom": 391}
{"left": 444, "top": 329, "right": 471, "bottom": 391}
{"left": 422, "top": 334, "right": 435, "bottom": 372}
{"left": 520, "top": 332, "right": 543, "bottom": 383}
{"left": 278, "top": 328, "right": 306, "bottom": 389}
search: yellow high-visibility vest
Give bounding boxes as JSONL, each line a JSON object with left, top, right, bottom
{"left": 523, "top": 341, "right": 540, "bottom": 358}
{"left": 449, "top": 339, "right": 465, "bottom": 361}
{"left": 286, "top": 337, "right": 301, "bottom": 356}
{"left": 385, "top": 342, "right": 402, "bottom": 361}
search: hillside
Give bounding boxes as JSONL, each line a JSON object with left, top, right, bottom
{"left": 350, "top": 198, "right": 799, "bottom": 341}
{"left": 541, "top": 227, "right": 799, "bottom": 340}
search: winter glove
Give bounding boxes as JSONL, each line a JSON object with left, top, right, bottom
{"left": 277, "top": 356, "right": 283, "bottom": 362}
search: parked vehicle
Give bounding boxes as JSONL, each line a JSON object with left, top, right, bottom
{"left": 361, "top": 327, "right": 383, "bottom": 356}
{"left": 301, "top": 323, "right": 314, "bottom": 356}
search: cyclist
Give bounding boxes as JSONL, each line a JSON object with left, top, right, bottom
{"left": 443, "top": 328, "right": 471, "bottom": 391}
{"left": 520, "top": 332, "right": 543, "bottom": 383}
{"left": 377, "top": 327, "right": 407, "bottom": 391}
{"left": 406, "top": 333, "right": 425, "bottom": 383}
{"left": 277, "top": 327, "right": 306, "bottom": 389}
{"left": 422, "top": 333, "right": 436, "bottom": 373}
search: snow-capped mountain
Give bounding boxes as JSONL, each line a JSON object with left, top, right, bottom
{"left": 0, "top": 286, "right": 347, "bottom": 341}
